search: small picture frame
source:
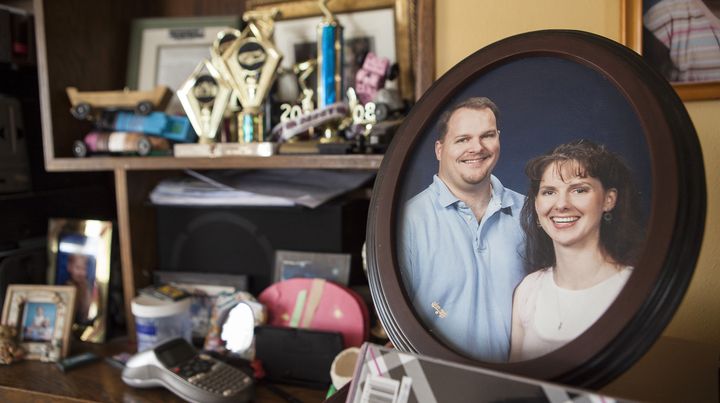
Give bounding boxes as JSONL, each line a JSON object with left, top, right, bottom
{"left": 47, "top": 218, "right": 113, "bottom": 343}
{"left": 273, "top": 250, "right": 351, "bottom": 285}
{"left": 1, "top": 285, "right": 76, "bottom": 361}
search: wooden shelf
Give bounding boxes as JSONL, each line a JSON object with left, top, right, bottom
{"left": 45, "top": 154, "right": 384, "bottom": 172}
{"left": 32, "top": 0, "right": 433, "bottom": 348}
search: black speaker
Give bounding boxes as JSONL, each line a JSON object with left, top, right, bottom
{"left": 155, "top": 197, "right": 369, "bottom": 295}
{"left": 0, "top": 238, "right": 47, "bottom": 312}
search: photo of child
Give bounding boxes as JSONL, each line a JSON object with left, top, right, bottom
{"left": 22, "top": 302, "right": 57, "bottom": 342}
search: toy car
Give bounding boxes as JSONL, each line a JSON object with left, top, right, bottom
{"left": 66, "top": 86, "right": 172, "bottom": 120}
{"left": 97, "top": 111, "right": 197, "bottom": 143}
{"left": 72, "top": 131, "right": 171, "bottom": 157}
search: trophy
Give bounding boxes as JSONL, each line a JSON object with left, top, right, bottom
{"left": 176, "top": 59, "right": 232, "bottom": 144}
{"left": 210, "top": 28, "right": 242, "bottom": 84}
{"left": 316, "top": 0, "right": 346, "bottom": 144}
{"left": 222, "top": 9, "right": 283, "bottom": 144}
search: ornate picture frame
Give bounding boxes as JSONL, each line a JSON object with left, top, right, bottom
{"left": 1, "top": 285, "right": 76, "bottom": 362}
{"left": 366, "top": 30, "right": 706, "bottom": 388}
{"left": 47, "top": 218, "right": 113, "bottom": 343}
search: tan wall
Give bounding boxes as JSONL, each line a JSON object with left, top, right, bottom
{"left": 435, "top": 1, "right": 720, "bottom": 401}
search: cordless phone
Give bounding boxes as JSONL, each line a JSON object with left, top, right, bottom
{"left": 122, "top": 337, "right": 253, "bottom": 403}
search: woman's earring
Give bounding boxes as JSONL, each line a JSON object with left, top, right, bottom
{"left": 536, "top": 219, "right": 542, "bottom": 228}
{"left": 603, "top": 211, "right": 613, "bottom": 222}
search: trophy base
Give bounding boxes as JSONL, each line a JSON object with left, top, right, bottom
{"left": 173, "top": 143, "right": 213, "bottom": 157}
{"left": 319, "top": 126, "right": 346, "bottom": 144}
{"left": 174, "top": 142, "right": 278, "bottom": 157}
{"left": 216, "top": 142, "right": 278, "bottom": 157}
{"left": 317, "top": 142, "right": 354, "bottom": 155}
{"left": 278, "top": 140, "right": 320, "bottom": 155}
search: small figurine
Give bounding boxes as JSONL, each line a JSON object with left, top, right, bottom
{"left": 355, "top": 52, "right": 390, "bottom": 104}
{"left": 0, "top": 325, "right": 24, "bottom": 364}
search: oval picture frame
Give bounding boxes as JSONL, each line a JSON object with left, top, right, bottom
{"left": 366, "top": 30, "right": 706, "bottom": 388}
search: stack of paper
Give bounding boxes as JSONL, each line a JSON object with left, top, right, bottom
{"left": 149, "top": 169, "right": 375, "bottom": 208}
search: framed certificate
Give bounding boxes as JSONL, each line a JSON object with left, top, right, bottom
{"left": 126, "top": 16, "right": 242, "bottom": 114}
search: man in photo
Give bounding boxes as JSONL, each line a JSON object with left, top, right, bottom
{"left": 398, "top": 97, "right": 527, "bottom": 362}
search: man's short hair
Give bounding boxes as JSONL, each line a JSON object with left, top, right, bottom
{"left": 437, "top": 97, "right": 500, "bottom": 142}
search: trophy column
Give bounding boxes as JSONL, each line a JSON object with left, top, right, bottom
{"left": 316, "top": 0, "right": 345, "bottom": 144}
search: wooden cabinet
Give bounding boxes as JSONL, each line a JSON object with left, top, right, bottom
{"left": 33, "top": 0, "right": 434, "bottom": 339}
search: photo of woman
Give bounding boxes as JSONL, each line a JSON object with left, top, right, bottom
{"left": 510, "top": 140, "right": 646, "bottom": 362}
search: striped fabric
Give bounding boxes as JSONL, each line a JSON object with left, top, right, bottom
{"left": 644, "top": 0, "right": 720, "bottom": 82}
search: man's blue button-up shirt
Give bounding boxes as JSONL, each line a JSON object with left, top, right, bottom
{"left": 399, "top": 175, "right": 527, "bottom": 362}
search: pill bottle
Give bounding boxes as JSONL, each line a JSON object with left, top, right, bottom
{"left": 131, "top": 294, "right": 192, "bottom": 352}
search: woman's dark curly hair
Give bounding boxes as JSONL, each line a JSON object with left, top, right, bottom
{"left": 520, "top": 140, "right": 646, "bottom": 269}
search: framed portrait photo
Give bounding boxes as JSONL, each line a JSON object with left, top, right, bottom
{"left": 47, "top": 218, "right": 113, "bottom": 343}
{"left": 366, "top": 30, "right": 706, "bottom": 388}
{"left": 273, "top": 250, "right": 351, "bottom": 285}
{"left": 1, "top": 285, "right": 76, "bottom": 362}
{"left": 633, "top": 0, "right": 720, "bottom": 100}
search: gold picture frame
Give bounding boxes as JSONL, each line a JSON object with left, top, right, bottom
{"left": 1, "top": 285, "right": 76, "bottom": 362}
{"left": 625, "top": 0, "right": 720, "bottom": 101}
{"left": 248, "top": 0, "right": 418, "bottom": 101}
{"left": 47, "top": 218, "right": 113, "bottom": 343}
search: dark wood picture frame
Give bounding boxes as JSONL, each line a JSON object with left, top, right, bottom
{"left": 366, "top": 30, "right": 706, "bottom": 388}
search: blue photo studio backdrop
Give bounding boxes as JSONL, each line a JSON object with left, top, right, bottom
{"left": 400, "top": 56, "right": 652, "bottom": 211}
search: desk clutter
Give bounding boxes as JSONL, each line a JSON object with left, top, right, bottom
{"left": 118, "top": 265, "right": 378, "bottom": 400}
{"left": 0, "top": 251, "right": 381, "bottom": 402}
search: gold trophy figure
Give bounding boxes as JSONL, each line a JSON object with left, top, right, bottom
{"left": 177, "top": 59, "right": 232, "bottom": 144}
{"left": 294, "top": 59, "right": 317, "bottom": 114}
{"left": 223, "top": 9, "right": 282, "bottom": 144}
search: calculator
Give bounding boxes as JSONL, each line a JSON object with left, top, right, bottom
{"left": 121, "top": 337, "right": 253, "bottom": 403}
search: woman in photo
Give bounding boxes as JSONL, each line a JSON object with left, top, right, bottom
{"left": 509, "top": 140, "right": 645, "bottom": 362}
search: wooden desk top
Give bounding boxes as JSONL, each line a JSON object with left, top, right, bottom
{"left": 0, "top": 338, "right": 329, "bottom": 402}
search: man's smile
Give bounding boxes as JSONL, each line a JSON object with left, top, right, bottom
{"left": 460, "top": 153, "right": 491, "bottom": 165}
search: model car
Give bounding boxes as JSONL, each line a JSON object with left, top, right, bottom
{"left": 97, "top": 111, "right": 197, "bottom": 143}
{"left": 66, "top": 86, "right": 172, "bottom": 120}
{"left": 72, "top": 131, "right": 171, "bottom": 157}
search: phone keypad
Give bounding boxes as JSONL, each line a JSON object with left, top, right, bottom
{"left": 178, "top": 354, "right": 251, "bottom": 397}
